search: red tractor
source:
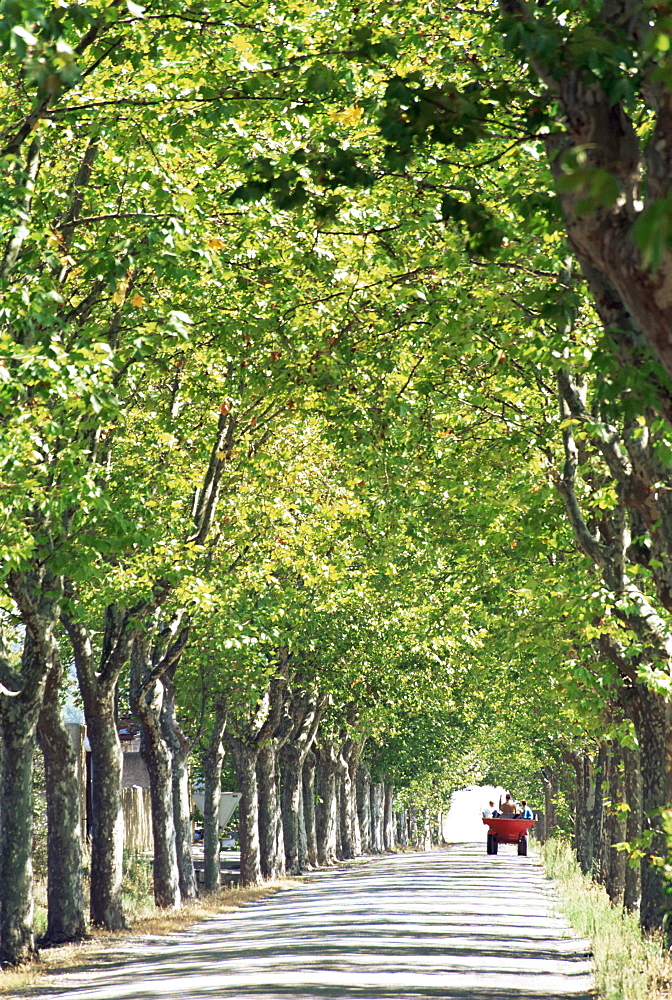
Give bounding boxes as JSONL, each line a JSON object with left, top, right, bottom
{"left": 483, "top": 816, "right": 536, "bottom": 856}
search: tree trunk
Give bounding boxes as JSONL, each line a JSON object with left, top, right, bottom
{"left": 161, "top": 669, "right": 196, "bottom": 900}
{"left": 0, "top": 574, "right": 62, "bottom": 964}
{"left": 344, "top": 738, "right": 364, "bottom": 857}
{"left": 397, "top": 807, "right": 408, "bottom": 846}
{"left": 408, "top": 806, "right": 418, "bottom": 848}
{"left": 280, "top": 691, "right": 323, "bottom": 875}
{"left": 139, "top": 711, "right": 180, "bottom": 909}
{"left": 130, "top": 635, "right": 182, "bottom": 910}
{"left": 171, "top": 751, "right": 195, "bottom": 900}
{"left": 85, "top": 693, "right": 126, "bottom": 928}
{"left": 37, "top": 657, "right": 86, "bottom": 944}
{"left": 202, "top": 697, "right": 227, "bottom": 892}
{"left": 592, "top": 744, "right": 609, "bottom": 885}
{"left": 65, "top": 610, "right": 135, "bottom": 931}
{"left": 579, "top": 756, "right": 594, "bottom": 874}
{"left": 298, "top": 782, "right": 308, "bottom": 868}
{"left": 228, "top": 735, "right": 262, "bottom": 886}
{"left": 560, "top": 751, "right": 581, "bottom": 857}
{"left": 302, "top": 750, "right": 318, "bottom": 868}
{"left": 257, "top": 744, "right": 285, "bottom": 879}
{"left": 422, "top": 808, "right": 432, "bottom": 850}
{"left": 315, "top": 746, "right": 338, "bottom": 866}
{"left": 383, "top": 783, "right": 395, "bottom": 851}
{"left": 623, "top": 743, "right": 642, "bottom": 913}
{"left": 337, "top": 751, "right": 355, "bottom": 860}
{"left": 281, "top": 745, "right": 303, "bottom": 874}
{"left": 0, "top": 697, "right": 39, "bottom": 965}
{"left": 130, "top": 640, "right": 179, "bottom": 910}
{"left": 370, "top": 783, "right": 384, "bottom": 853}
{"left": 540, "top": 765, "right": 557, "bottom": 840}
{"left": 606, "top": 742, "right": 627, "bottom": 906}
{"left": 356, "top": 764, "right": 371, "bottom": 854}
{"left": 628, "top": 685, "right": 670, "bottom": 933}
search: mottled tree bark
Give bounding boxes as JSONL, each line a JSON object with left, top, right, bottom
{"left": 356, "top": 764, "right": 371, "bottom": 854}
{"left": 37, "top": 654, "right": 86, "bottom": 944}
{"left": 161, "top": 671, "right": 196, "bottom": 900}
{"left": 337, "top": 751, "right": 354, "bottom": 860}
{"left": 65, "top": 610, "right": 133, "bottom": 930}
{"left": 84, "top": 693, "right": 125, "bottom": 928}
{"left": 370, "top": 783, "right": 384, "bottom": 853}
{"left": 383, "top": 784, "right": 396, "bottom": 851}
{"left": 397, "top": 807, "right": 408, "bottom": 847}
{"left": 0, "top": 575, "right": 62, "bottom": 964}
{"left": 407, "top": 806, "right": 418, "bottom": 848}
{"left": 257, "top": 744, "right": 285, "bottom": 879}
{"left": 130, "top": 638, "right": 180, "bottom": 911}
{"left": 139, "top": 716, "right": 180, "bottom": 909}
{"left": 281, "top": 748, "right": 303, "bottom": 873}
{"left": 202, "top": 696, "right": 227, "bottom": 892}
{"left": 627, "top": 684, "right": 669, "bottom": 933}
{"left": 0, "top": 692, "right": 40, "bottom": 965}
{"left": 315, "top": 744, "right": 338, "bottom": 866}
{"left": 421, "top": 808, "right": 432, "bottom": 850}
{"left": 592, "top": 744, "right": 609, "bottom": 885}
{"left": 298, "top": 783, "right": 308, "bottom": 866}
{"left": 623, "top": 743, "right": 642, "bottom": 913}
{"left": 606, "top": 742, "right": 627, "bottom": 906}
{"left": 226, "top": 670, "right": 288, "bottom": 885}
{"left": 540, "top": 765, "right": 557, "bottom": 841}
{"left": 343, "top": 738, "right": 365, "bottom": 857}
{"left": 228, "top": 735, "right": 263, "bottom": 886}
{"left": 302, "top": 751, "right": 318, "bottom": 868}
{"left": 280, "top": 692, "right": 323, "bottom": 875}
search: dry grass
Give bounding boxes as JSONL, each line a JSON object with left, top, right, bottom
{"left": 541, "top": 839, "right": 672, "bottom": 1000}
{"left": 1, "top": 879, "right": 298, "bottom": 998}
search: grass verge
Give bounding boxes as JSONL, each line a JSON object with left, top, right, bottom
{"left": 1, "top": 879, "right": 297, "bottom": 998}
{"left": 541, "top": 838, "right": 672, "bottom": 1000}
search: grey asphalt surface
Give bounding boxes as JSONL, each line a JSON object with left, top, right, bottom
{"left": 28, "top": 843, "right": 593, "bottom": 1000}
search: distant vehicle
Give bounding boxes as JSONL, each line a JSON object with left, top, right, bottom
{"left": 482, "top": 816, "right": 536, "bottom": 856}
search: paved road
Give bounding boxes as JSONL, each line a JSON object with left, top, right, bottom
{"left": 29, "top": 844, "right": 593, "bottom": 1000}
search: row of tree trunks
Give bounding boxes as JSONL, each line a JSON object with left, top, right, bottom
{"left": 213, "top": 679, "right": 398, "bottom": 885}
{"left": 280, "top": 692, "right": 323, "bottom": 875}
{"left": 562, "top": 737, "right": 644, "bottom": 920}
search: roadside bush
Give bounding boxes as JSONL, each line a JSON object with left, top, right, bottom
{"left": 122, "top": 852, "right": 154, "bottom": 914}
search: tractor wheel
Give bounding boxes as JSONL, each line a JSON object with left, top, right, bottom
{"left": 518, "top": 835, "right": 528, "bottom": 857}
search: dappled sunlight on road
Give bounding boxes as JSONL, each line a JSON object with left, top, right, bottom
{"left": 29, "top": 845, "right": 592, "bottom": 1000}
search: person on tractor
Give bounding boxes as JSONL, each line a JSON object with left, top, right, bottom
{"left": 499, "top": 793, "right": 517, "bottom": 816}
